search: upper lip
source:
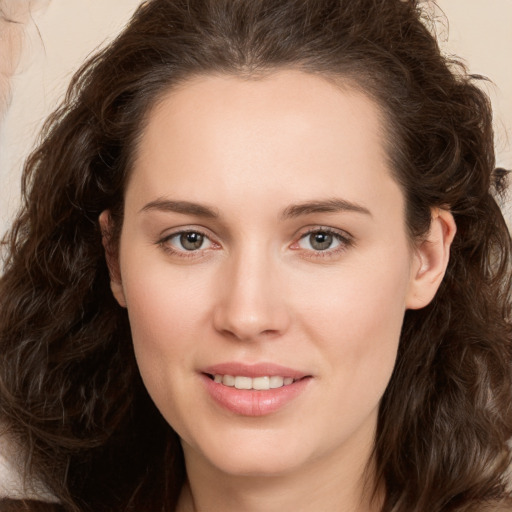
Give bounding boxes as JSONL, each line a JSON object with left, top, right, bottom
{"left": 202, "top": 362, "right": 310, "bottom": 379}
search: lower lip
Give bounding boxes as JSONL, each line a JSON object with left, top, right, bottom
{"left": 201, "top": 374, "right": 311, "bottom": 416}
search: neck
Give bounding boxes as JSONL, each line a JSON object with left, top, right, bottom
{"left": 176, "top": 435, "right": 384, "bottom": 512}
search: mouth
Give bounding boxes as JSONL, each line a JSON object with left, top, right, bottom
{"left": 205, "top": 373, "right": 303, "bottom": 390}
{"left": 200, "top": 364, "right": 312, "bottom": 416}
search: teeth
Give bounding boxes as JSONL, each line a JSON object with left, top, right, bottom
{"left": 269, "top": 376, "right": 284, "bottom": 388}
{"left": 253, "top": 376, "right": 270, "bottom": 390}
{"left": 223, "top": 375, "right": 235, "bottom": 387}
{"left": 234, "top": 376, "right": 252, "bottom": 390}
{"left": 213, "top": 374, "right": 297, "bottom": 390}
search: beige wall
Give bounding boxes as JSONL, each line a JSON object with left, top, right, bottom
{"left": 1, "top": 0, "right": 511, "bottom": 234}
{"left": 0, "top": 0, "right": 142, "bottom": 232}
{"left": 442, "top": 1, "right": 512, "bottom": 162}
{"left": 437, "top": 0, "right": 512, "bottom": 224}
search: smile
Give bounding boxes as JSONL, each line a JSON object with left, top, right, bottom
{"left": 201, "top": 362, "right": 312, "bottom": 415}
{"left": 211, "top": 374, "right": 296, "bottom": 390}
{"left": 202, "top": 369, "right": 312, "bottom": 416}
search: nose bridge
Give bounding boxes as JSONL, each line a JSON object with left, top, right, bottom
{"left": 213, "top": 241, "right": 289, "bottom": 341}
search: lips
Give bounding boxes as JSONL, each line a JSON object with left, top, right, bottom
{"left": 201, "top": 362, "right": 312, "bottom": 416}
{"left": 212, "top": 374, "right": 296, "bottom": 390}
{"left": 203, "top": 362, "right": 308, "bottom": 379}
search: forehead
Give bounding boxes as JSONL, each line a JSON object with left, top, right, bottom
{"left": 128, "top": 70, "right": 400, "bottom": 214}
{"left": 139, "top": 70, "right": 386, "bottom": 156}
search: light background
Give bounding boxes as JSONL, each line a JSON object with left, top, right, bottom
{"left": 0, "top": 0, "right": 511, "bottom": 235}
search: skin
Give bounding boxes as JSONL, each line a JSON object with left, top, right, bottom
{"left": 101, "top": 70, "right": 455, "bottom": 512}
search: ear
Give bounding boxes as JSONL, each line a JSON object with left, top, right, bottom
{"left": 99, "top": 210, "right": 127, "bottom": 308}
{"left": 406, "top": 208, "right": 456, "bottom": 310}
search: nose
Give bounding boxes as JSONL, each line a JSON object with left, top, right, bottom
{"left": 212, "top": 249, "right": 291, "bottom": 342}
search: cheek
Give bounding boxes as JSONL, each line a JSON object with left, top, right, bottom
{"left": 296, "top": 255, "right": 408, "bottom": 330}
{"left": 126, "top": 275, "right": 203, "bottom": 341}
{"left": 120, "top": 265, "right": 215, "bottom": 442}
{"left": 119, "top": 259, "right": 211, "bottom": 388}
{"left": 292, "top": 248, "right": 411, "bottom": 399}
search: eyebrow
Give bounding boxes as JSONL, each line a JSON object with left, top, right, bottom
{"left": 140, "top": 199, "right": 219, "bottom": 218}
{"left": 280, "top": 198, "right": 372, "bottom": 219}
{"left": 139, "top": 197, "right": 371, "bottom": 220}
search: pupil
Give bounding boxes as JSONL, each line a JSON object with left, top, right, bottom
{"left": 180, "top": 232, "right": 203, "bottom": 250}
{"left": 310, "top": 232, "right": 332, "bottom": 251}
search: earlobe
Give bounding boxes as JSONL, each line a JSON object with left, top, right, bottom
{"left": 406, "top": 208, "right": 457, "bottom": 310}
{"left": 99, "top": 210, "right": 127, "bottom": 308}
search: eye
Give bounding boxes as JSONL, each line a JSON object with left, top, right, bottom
{"left": 162, "top": 230, "right": 213, "bottom": 252}
{"left": 299, "top": 231, "right": 338, "bottom": 251}
{"left": 291, "top": 227, "right": 353, "bottom": 258}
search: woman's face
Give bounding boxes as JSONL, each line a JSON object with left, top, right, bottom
{"left": 108, "top": 71, "right": 424, "bottom": 478}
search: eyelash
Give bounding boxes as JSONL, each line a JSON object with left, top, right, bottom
{"left": 157, "top": 229, "right": 217, "bottom": 259}
{"left": 292, "top": 227, "right": 354, "bottom": 259}
{"left": 156, "top": 227, "right": 354, "bottom": 260}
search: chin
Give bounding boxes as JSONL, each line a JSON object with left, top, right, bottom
{"left": 184, "top": 428, "right": 311, "bottom": 478}
{"left": 213, "top": 452, "right": 305, "bottom": 478}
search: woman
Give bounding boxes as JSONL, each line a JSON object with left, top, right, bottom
{"left": 0, "top": 0, "right": 511, "bottom": 510}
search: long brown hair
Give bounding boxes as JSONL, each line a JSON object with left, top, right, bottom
{"left": 1, "top": 1, "right": 511, "bottom": 510}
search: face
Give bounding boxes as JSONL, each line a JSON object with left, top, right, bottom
{"left": 107, "top": 71, "right": 426, "bottom": 479}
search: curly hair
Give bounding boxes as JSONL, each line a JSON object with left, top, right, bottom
{"left": 0, "top": 0, "right": 511, "bottom": 510}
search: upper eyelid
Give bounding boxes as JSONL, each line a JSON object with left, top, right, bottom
{"left": 157, "top": 229, "right": 218, "bottom": 259}
{"left": 295, "top": 225, "right": 353, "bottom": 241}
{"left": 156, "top": 225, "right": 354, "bottom": 249}
{"left": 292, "top": 227, "right": 354, "bottom": 256}
{"left": 159, "top": 225, "right": 216, "bottom": 241}
{"left": 157, "top": 228, "right": 219, "bottom": 256}
{"left": 165, "top": 230, "right": 212, "bottom": 243}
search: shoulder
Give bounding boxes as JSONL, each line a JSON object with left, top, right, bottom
{"left": 0, "top": 432, "right": 25, "bottom": 501}
{"left": 0, "top": 431, "right": 57, "bottom": 504}
{"left": 0, "top": 499, "right": 66, "bottom": 511}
